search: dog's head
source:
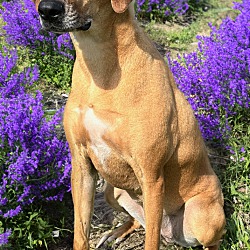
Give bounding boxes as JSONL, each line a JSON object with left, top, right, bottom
{"left": 33, "top": 0, "right": 132, "bottom": 34}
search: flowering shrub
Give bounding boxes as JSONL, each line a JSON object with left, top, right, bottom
{"left": 0, "top": 0, "right": 74, "bottom": 89}
{"left": 0, "top": 49, "right": 71, "bottom": 247}
{"left": 168, "top": 0, "right": 250, "bottom": 143}
{"left": 0, "top": 0, "right": 73, "bottom": 55}
{"left": 137, "top": 0, "right": 187, "bottom": 15}
{"left": 136, "top": 0, "right": 201, "bottom": 19}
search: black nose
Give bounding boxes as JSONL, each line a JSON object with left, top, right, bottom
{"left": 38, "top": 0, "right": 65, "bottom": 21}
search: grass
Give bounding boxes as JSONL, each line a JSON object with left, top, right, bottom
{"left": 144, "top": 0, "right": 239, "bottom": 56}
{"left": 220, "top": 114, "right": 250, "bottom": 249}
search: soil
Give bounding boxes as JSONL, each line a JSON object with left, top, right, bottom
{"left": 46, "top": 190, "right": 190, "bottom": 250}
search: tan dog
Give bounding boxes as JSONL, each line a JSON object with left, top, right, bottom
{"left": 34, "top": 0, "right": 226, "bottom": 249}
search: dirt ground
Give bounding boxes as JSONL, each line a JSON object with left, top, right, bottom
{"left": 46, "top": 186, "right": 199, "bottom": 250}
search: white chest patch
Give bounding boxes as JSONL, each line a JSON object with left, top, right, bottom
{"left": 84, "top": 108, "right": 111, "bottom": 166}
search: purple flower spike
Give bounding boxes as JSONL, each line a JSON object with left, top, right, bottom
{"left": 0, "top": 229, "right": 12, "bottom": 246}
{"left": 0, "top": 50, "right": 71, "bottom": 245}
{"left": 168, "top": 0, "right": 250, "bottom": 143}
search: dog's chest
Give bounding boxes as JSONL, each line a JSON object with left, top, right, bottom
{"left": 83, "top": 107, "right": 139, "bottom": 191}
{"left": 84, "top": 107, "right": 111, "bottom": 167}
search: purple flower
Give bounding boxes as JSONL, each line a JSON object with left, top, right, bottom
{"left": 3, "top": 206, "right": 22, "bottom": 218}
{"left": 168, "top": 0, "right": 250, "bottom": 143}
{"left": 136, "top": 0, "right": 199, "bottom": 17}
{"left": 240, "top": 147, "right": 246, "bottom": 153}
{"left": 0, "top": 229, "right": 12, "bottom": 246}
{"left": 0, "top": 49, "right": 71, "bottom": 243}
{"left": 0, "top": 0, "right": 74, "bottom": 58}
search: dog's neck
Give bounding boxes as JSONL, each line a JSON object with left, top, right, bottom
{"left": 70, "top": 5, "right": 160, "bottom": 89}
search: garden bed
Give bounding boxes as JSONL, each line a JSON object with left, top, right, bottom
{"left": 0, "top": 0, "right": 249, "bottom": 249}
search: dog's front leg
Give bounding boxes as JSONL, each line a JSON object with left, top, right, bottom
{"left": 143, "top": 174, "right": 164, "bottom": 250}
{"left": 71, "top": 148, "right": 97, "bottom": 250}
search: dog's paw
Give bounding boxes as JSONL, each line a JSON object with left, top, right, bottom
{"left": 96, "top": 219, "right": 141, "bottom": 249}
{"left": 96, "top": 231, "right": 123, "bottom": 249}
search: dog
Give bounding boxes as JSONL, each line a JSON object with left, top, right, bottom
{"left": 33, "top": 0, "right": 226, "bottom": 248}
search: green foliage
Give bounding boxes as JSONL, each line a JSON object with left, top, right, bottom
{"left": 19, "top": 48, "right": 74, "bottom": 91}
{"left": 220, "top": 113, "right": 250, "bottom": 249}
{"left": 0, "top": 207, "right": 53, "bottom": 249}
{"left": 33, "top": 53, "right": 73, "bottom": 91}
{"left": 145, "top": 21, "right": 199, "bottom": 52}
{"left": 0, "top": 198, "right": 73, "bottom": 250}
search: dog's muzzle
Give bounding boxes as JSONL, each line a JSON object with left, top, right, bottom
{"left": 38, "top": 0, "right": 92, "bottom": 32}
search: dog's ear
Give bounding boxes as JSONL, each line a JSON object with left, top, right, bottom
{"left": 111, "top": 0, "right": 132, "bottom": 13}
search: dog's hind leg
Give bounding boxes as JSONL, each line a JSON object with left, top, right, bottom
{"left": 96, "top": 183, "right": 144, "bottom": 248}
{"left": 182, "top": 193, "right": 225, "bottom": 249}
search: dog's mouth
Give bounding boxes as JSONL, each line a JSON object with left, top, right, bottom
{"left": 77, "top": 20, "right": 92, "bottom": 31}
{"left": 40, "top": 19, "right": 92, "bottom": 34}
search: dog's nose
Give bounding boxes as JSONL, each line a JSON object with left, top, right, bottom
{"left": 38, "top": 0, "right": 65, "bottom": 21}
